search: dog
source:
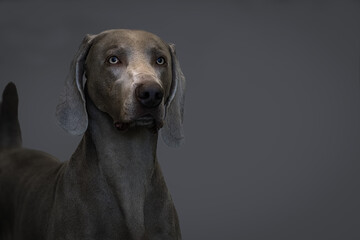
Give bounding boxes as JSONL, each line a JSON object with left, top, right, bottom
{"left": 0, "top": 29, "right": 185, "bottom": 240}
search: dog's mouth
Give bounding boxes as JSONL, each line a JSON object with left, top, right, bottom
{"left": 114, "top": 114, "right": 163, "bottom": 133}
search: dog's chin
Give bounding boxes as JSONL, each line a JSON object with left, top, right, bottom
{"left": 114, "top": 115, "right": 163, "bottom": 133}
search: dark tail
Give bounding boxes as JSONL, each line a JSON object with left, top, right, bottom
{"left": 0, "top": 82, "right": 22, "bottom": 150}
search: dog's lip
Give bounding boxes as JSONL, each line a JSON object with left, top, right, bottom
{"left": 135, "top": 114, "right": 155, "bottom": 125}
{"left": 114, "top": 121, "right": 130, "bottom": 131}
{"left": 114, "top": 114, "right": 163, "bottom": 131}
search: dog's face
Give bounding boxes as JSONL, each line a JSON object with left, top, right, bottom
{"left": 56, "top": 29, "right": 185, "bottom": 146}
{"left": 85, "top": 30, "right": 173, "bottom": 131}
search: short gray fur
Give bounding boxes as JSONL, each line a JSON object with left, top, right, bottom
{"left": 0, "top": 29, "right": 185, "bottom": 240}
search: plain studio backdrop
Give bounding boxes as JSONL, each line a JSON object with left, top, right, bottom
{"left": 1, "top": 1, "right": 360, "bottom": 239}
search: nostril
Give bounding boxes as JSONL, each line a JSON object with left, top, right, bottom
{"left": 138, "top": 91, "right": 150, "bottom": 100}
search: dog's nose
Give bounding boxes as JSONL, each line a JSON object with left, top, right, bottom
{"left": 135, "top": 83, "right": 164, "bottom": 108}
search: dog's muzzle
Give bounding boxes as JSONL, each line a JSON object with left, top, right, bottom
{"left": 114, "top": 82, "right": 164, "bottom": 132}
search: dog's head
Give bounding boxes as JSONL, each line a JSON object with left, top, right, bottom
{"left": 56, "top": 29, "right": 185, "bottom": 147}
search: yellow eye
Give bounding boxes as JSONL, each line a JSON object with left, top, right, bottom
{"left": 108, "top": 56, "right": 120, "bottom": 64}
{"left": 156, "top": 57, "right": 165, "bottom": 65}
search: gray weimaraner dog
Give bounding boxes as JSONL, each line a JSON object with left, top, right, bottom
{"left": 0, "top": 29, "right": 185, "bottom": 239}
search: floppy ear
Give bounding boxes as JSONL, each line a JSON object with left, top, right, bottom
{"left": 55, "top": 34, "right": 96, "bottom": 135}
{"left": 161, "top": 43, "right": 186, "bottom": 147}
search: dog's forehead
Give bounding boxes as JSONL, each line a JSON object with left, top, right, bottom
{"left": 93, "top": 29, "right": 169, "bottom": 53}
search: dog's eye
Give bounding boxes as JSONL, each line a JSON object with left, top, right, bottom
{"left": 156, "top": 57, "right": 166, "bottom": 65}
{"left": 108, "top": 56, "right": 120, "bottom": 64}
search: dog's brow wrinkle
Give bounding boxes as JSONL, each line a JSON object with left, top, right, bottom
{"left": 149, "top": 47, "right": 166, "bottom": 56}
{"left": 106, "top": 45, "right": 122, "bottom": 50}
{"left": 106, "top": 47, "right": 127, "bottom": 56}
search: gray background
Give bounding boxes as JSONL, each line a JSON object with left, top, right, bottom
{"left": 1, "top": 0, "right": 360, "bottom": 239}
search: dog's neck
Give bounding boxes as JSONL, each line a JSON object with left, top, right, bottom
{"left": 86, "top": 97, "right": 158, "bottom": 172}
{"left": 69, "top": 96, "right": 159, "bottom": 238}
